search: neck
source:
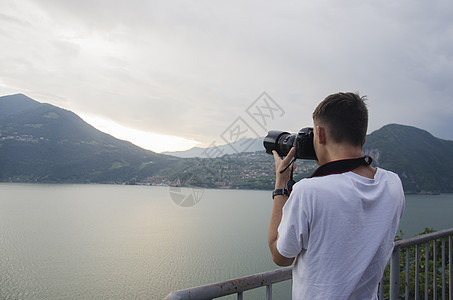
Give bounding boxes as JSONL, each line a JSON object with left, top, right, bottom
{"left": 316, "top": 144, "right": 376, "bottom": 179}
{"left": 317, "top": 144, "right": 364, "bottom": 166}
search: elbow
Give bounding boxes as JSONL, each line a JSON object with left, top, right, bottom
{"left": 269, "top": 239, "right": 294, "bottom": 266}
{"left": 272, "top": 252, "right": 294, "bottom": 267}
{"left": 274, "top": 260, "right": 292, "bottom": 267}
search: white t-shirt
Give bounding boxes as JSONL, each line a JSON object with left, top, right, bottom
{"left": 277, "top": 168, "right": 405, "bottom": 299}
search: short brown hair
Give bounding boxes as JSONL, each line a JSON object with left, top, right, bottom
{"left": 312, "top": 92, "right": 368, "bottom": 146}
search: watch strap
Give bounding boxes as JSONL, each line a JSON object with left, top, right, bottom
{"left": 272, "top": 188, "right": 290, "bottom": 199}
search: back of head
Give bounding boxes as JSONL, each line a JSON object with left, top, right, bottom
{"left": 312, "top": 92, "right": 368, "bottom": 147}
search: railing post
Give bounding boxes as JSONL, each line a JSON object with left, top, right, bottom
{"left": 405, "top": 249, "right": 410, "bottom": 300}
{"left": 390, "top": 247, "right": 400, "bottom": 300}
{"left": 441, "top": 238, "right": 445, "bottom": 300}
{"left": 434, "top": 239, "right": 437, "bottom": 300}
{"left": 415, "top": 245, "right": 420, "bottom": 300}
{"left": 449, "top": 236, "right": 452, "bottom": 300}
{"left": 425, "top": 242, "right": 430, "bottom": 299}
{"left": 266, "top": 285, "right": 272, "bottom": 300}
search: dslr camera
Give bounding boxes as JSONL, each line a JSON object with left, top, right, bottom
{"left": 263, "top": 127, "right": 317, "bottom": 160}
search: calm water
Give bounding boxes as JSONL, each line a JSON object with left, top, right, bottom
{"left": 0, "top": 183, "right": 452, "bottom": 299}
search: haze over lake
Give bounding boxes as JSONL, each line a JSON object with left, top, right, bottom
{"left": 1, "top": 183, "right": 452, "bottom": 299}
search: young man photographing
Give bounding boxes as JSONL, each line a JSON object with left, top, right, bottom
{"left": 268, "top": 92, "right": 405, "bottom": 299}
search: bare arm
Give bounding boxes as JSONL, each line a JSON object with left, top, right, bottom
{"left": 268, "top": 148, "right": 296, "bottom": 267}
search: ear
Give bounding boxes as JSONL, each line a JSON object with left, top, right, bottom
{"left": 317, "top": 125, "right": 326, "bottom": 145}
{"left": 362, "top": 137, "right": 366, "bottom": 146}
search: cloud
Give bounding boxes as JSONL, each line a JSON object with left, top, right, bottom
{"left": 1, "top": 0, "right": 452, "bottom": 150}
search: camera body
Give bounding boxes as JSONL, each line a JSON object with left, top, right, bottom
{"left": 263, "top": 127, "right": 317, "bottom": 160}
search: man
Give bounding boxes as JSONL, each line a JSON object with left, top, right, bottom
{"left": 268, "top": 92, "right": 405, "bottom": 299}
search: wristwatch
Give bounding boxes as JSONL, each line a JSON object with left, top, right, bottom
{"left": 272, "top": 188, "right": 290, "bottom": 199}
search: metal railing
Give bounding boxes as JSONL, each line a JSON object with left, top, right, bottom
{"left": 386, "top": 228, "right": 453, "bottom": 300}
{"left": 163, "top": 267, "right": 292, "bottom": 300}
{"left": 164, "top": 228, "right": 453, "bottom": 300}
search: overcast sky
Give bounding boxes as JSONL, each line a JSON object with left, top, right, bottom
{"left": 1, "top": 0, "right": 452, "bottom": 152}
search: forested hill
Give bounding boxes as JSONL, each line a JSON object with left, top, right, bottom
{"left": 0, "top": 94, "right": 178, "bottom": 183}
{"left": 1, "top": 94, "right": 453, "bottom": 194}
{"left": 363, "top": 124, "right": 453, "bottom": 194}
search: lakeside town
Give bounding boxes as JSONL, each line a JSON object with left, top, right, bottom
{"left": 136, "top": 151, "right": 318, "bottom": 190}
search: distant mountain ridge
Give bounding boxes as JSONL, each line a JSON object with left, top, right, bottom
{"left": 162, "top": 138, "right": 263, "bottom": 158}
{"left": 1, "top": 94, "right": 453, "bottom": 194}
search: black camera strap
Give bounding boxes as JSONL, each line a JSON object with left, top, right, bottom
{"left": 281, "top": 156, "right": 372, "bottom": 194}
{"left": 279, "top": 157, "right": 297, "bottom": 193}
{"left": 310, "top": 156, "right": 373, "bottom": 178}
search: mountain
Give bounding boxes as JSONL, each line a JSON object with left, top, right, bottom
{"left": 363, "top": 124, "right": 453, "bottom": 194}
{"left": 162, "top": 138, "right": 263, "bottom": 158}
{"left": 0, "top": 94, "right": 178, "bottom": 183}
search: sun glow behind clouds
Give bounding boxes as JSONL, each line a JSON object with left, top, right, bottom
{"left": 79, "top": 114, "right": 199, "bottom": 153}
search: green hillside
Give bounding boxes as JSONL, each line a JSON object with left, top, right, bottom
{"left": 0, "top": 94, "right": 178, "bottom": 183}
{"left": 363, "top": 124, "right": 453, "bottom": 194}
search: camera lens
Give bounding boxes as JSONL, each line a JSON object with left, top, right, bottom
{"left": 264, "top": 127, "right": 317, "bottom": 160}
{"left": 263, "top": 131, "right": 296, "bottom": 157}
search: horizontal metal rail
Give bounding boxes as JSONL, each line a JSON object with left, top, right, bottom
{"left": 164, "top": 267, "right": 292, "bottom": 300}
{"left": 393, "top": 228, "right": 453, "bottom": 250}
{"left": 165, "top": 228, "right": 453, "bottom": 300}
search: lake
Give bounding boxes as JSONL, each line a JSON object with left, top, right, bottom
{"left": 0, "top": 183, "right": 452, "bottom": 299}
